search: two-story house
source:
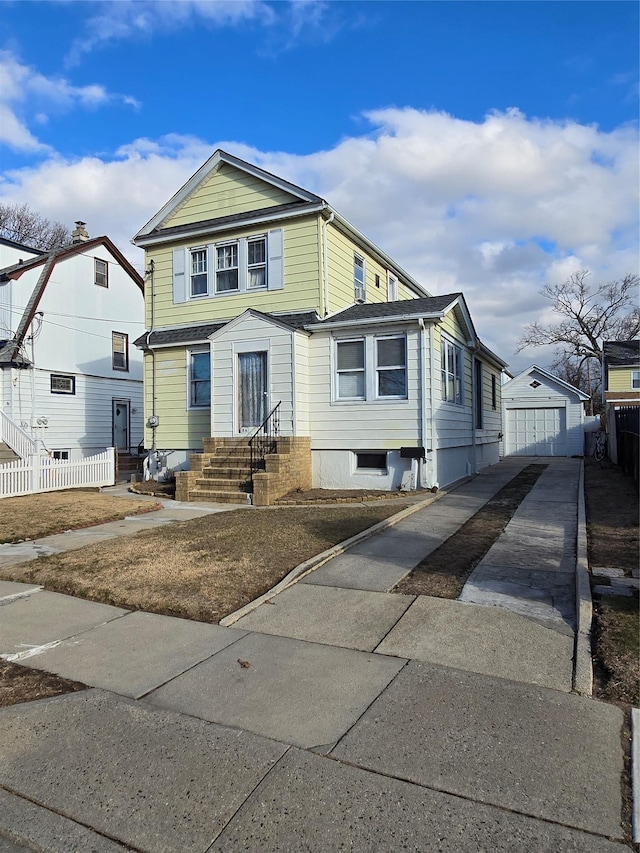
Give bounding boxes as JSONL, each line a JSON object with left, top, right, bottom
{"left": 602, "top": 340, "right": 640, "bottom": 409}
{"left": 132, "top": 150, "right": 507, "bottom": 505}
{"left": 0, "top": 225, "right": 145, "bottom": 464}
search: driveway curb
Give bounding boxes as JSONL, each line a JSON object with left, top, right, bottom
{"left": 572, "top": 459, "right": 593, "bottom": 695}
{"left": 219, "top": 490, "right": 445, "bottom": 626}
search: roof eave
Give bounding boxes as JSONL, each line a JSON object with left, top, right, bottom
{"left": 306, "top": 311, "right": 446, "bottom": 331}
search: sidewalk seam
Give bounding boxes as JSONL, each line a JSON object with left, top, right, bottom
{"left": 572, "top": 459, "right": 593, "bottom": 696}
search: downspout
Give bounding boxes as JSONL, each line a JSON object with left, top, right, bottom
{"left": 322, "top": 212, "right": 334, "bottom": 316}
{"left": 430, "top": 323, "right": 438, "bottom": 488}
{"left": 471, "top": 348, "right": 477, "bottom": 475}
{"left": 145, "top": 259, "right": 157, "bottom": 454}
{"left": 418, "top": 319, "right": 429, "bottom": 488}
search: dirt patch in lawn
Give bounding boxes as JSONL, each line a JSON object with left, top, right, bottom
{"left": 0, "top": 490, "right": 162, "bottom": 544}
{"left": 584, "top": 457, "right": 639, "bottom": 707}
{"left": 276, "top": 488, "right": 435, "bottom": 504}
{"left": 393, "top": 464, "right": 547, "bottom": 598}
{"left": 0, "top": 502, "right": 412, "bottom": 624}
{"left": 0, "top": 659, "right": 87, "bottom": 708}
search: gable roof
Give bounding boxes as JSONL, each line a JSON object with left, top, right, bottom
{"left": 0, "top": 236, "right": 46, "bottom": 256}
{"left": 131, "top": 149, "right": 431, "bottom": 299}
{"left": 503, "top": 364, "right": 589, "bottom": 400}
{"left": 603, "top": 340, "right": 640, "bottom": 366}
{"left": 0, "top": 236, "right": 144, "bottom": 362}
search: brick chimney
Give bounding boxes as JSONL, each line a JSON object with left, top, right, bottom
{"left": 71, "top": 221, "right": 89, "bottom": 243}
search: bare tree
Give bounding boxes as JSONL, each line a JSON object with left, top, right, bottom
{"left": 0, "top": 203, "right": 70, "bottom": 251}
{"left": 517, "top": 270, "right": 639, "bottom": 414}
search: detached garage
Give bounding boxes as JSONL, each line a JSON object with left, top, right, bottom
{"left": 502, "top": 365, "right": 588, "bottom": 457}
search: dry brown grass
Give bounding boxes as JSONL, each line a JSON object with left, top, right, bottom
{"left": 0, "top": 503, "right": 411, "bottom": 623}
{"left": 0, "top": 490, "right": 161, "bottom": 543}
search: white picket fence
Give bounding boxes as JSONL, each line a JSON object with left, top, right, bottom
{"left": 0, "top": 447, "right": 115, "bottom": 498}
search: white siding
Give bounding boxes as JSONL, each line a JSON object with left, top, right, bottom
{"left": 210, "top": 313, "right": 295, "bottom": 436}
{"left": 502, "top": 369, "right": 585, "bottom": 457}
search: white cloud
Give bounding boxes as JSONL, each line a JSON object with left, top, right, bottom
{"left": 0, "top": 51, "right": 139, "bottom": 153}
{"left": 0, "top": 108, "right": 637, "bottom": 373}
{"left": 66, "top": 0, "right": 277, "bottom": 65}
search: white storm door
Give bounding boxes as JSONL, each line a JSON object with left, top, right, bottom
{"left": 238, "top": 352, "right": 268, "bottom": 430}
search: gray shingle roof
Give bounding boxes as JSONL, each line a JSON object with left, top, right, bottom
{"left": 312, "top": 294, "right": 462, "bottom": 325}
{"left": 603, "top": 340, "right": 640, "bottom": 365}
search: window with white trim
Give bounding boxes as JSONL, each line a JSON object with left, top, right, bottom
{"left": 387, "top": 273, "right": 398, "bottom": 301}
{"left": 51, "top": 450, "right": 70, "bottom": 460}
{"left": 190, "top": 248, "right": 208, "bottom": 296}
{"left": 50, "top": 374, "right": 75, "bottom": 395}
{"left": 94, "top": 258, "right": 108, "bottom": 288}
{"left": 632, "top": 370, "right": 640, "bottom": 390}
{"left": 247, "top": 237, "right": 267, "bottom": 289}
{"left": 441, "top": 337, "right": 463, "bottom": 404}
{"left": 335, "top": 335, "right": 407, "bottom": 402}
{"left": 356, "top": 452, "right": 387, "bottom": 471}
{"left": 491, "top": 374, "right": 497, "bottom": 409}
{"left": 189, "top": 350, "right": 211, "bottom": 408}
{"left": 376, "top": 336, "right": 407, "bottom": 397}
{"left": 336, "top": 339, "right": 365, "bottom": 399}
{"left": 354, "top": 253, "right": 365, "bottom": 301}
{"left": 216, "top": 243, "right": 239, "bottom": 292}
{"left": 474, "top": 359, "right": 483, "bottom": 428}
{"left": 112, "top": 332, "right": 129, "bottom": 372}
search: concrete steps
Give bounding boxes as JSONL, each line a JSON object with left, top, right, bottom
{"left": 188, "top": 438, "right": 257, "bottom": 505}
{"left": 0, "top": 442, "right": 19, "bottom": 464}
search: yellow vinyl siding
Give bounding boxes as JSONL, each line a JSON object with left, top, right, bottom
{"left": 162, "top": 162, "right": 298, "bottom": 229}
{"left": 325, "top": 224, "right": 415, "bottom": 312}
{"left": 609, "top": 366, "right": 639, "bottom": 391}
{"left": 146, "top": 216, "right": 322, "bottom": 329}
{"left": 143, "top": 349, "right": 209, "bottom": 448}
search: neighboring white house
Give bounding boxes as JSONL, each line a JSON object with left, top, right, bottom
{"left": 501, "top": 365, "right": 589, "bottom": 457}
{"left": 0, "top": 225, "right": 145, "bottom": 461}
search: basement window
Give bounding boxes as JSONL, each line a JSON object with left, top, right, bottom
{"left": 356, "top": 452, "right": 387, "bottom": 471}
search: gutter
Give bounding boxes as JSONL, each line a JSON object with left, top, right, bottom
{"left": 306, "top": 311, "right": 446, "bottom": 332}
{"left": 418, "top": 318, "right": 431, "bottom": 488}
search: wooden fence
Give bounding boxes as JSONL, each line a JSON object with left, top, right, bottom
{"left": 0, "top": 448, "right": 115, "bottom": 498}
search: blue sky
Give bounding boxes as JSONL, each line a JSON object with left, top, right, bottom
{"left": 0, "top": 0, "right": 638, "bottom": 371}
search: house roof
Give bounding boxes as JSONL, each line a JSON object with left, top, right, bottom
{"left": 603, "top": 340, "right": 640, "bottom": 366}
{"left": 311, "top": 294, "right": 462, "bottom": 325}
{"left": 0, "top": 340, "right": 31, "bottom": 367}
{"left": 131, "top": 149, "right": 431, "bottom": 299}
{"left": 0, "top": 236, "right": 144, "bottom": 363}
{"left": 0, "top": 236, "right": 46, "bottom": 256}
{"left": 503, "top": 364, "right": 590, "bottom": 400}
{"left": 134, "top": 310, "right": 320, "bottom": 349}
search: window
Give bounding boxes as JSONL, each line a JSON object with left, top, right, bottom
{"left": 337, "top": 340, "right": 365, "bottom": 399}
{"left": 51, "top": 450, "right": 70, "bottom": 460}
{"left": 354, "top": 254, "right": 365, "bottom": 300}
{"left": 632, "top": 370, "right": 640, "bottom": 390}
{"left": 50, "top": 374, "right": 75, "bottom": 395}
{"left": 491, "top": 374, "right": 497, "bottom": 410}
{"left": 335, "top": 335, "right": 407, "bottom": 402}
{"left": 216, "top": 243, "right": 239, "bottom": 292}
{"left": 474, "top": 359, "right": 483, "bottom": 429}
{"left": 441, "top": 337, "right": 462, "bottom": 404}
{"left": 94, "top": 258, "right": 108, "bottom": 288}
{"left": 247, "top": 237, "right": 267, "bottom": 289}
{"left": 189, "top": 350, "right": 211, "bottom": 408}
{"left": 387, "top": 274, "right": 398, "bottom": 302}
{"left": 376, "top": 337, "right": 407, "bottom": 397}
{"left": 112, "top": 332, "right": 129, "bottom": 371}
{"left": 356, "top": 452, "right": 387, "bottom": 471}
{"left": 190, "top": 248, "right": 208, "bottom": 297}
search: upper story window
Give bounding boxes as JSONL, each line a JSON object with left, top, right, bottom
{"left": 189, "top": 349, "right": 211, "bottom": 408}
{"left": 387, "top": 273, "right": 398, "bottom": 302}
{"left": 441, "top": 337, "right": 463, "bottom": 404}
{"left": 216, "top": 243, "right": 239, "bottom": 292}
{"left": 354, "top": 254, "right": 365, "bottom": 302}
{"left": 474, "top": 359, "right": 483, "bottom": 428}
{"left": 248, "top": 237, "right": 266, "bottom": 289}
{"left": 190, "top": 248, "right": 208, "bottom": 297}
{"left": 492, "top": 374, "right": 497, "bottom": 409}
{"left": 335, "top": 335, "right": 407, "bottom": 402}
{"left": 95, "top": 258, "right": 108, "bottom": 288}
{"left": 632, "top": 370, "right": 640, "bottom": 390}
{"left": 112, "top": 332, "right": 129, "bottom": 372}
{"left": 173, "top": 230, "right": 282, "bottom": 304}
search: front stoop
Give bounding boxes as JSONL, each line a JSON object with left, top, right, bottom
{"left": 175, "top": 436, "right": 312, "bottom": 506}
{"left": 0, "top": 441, "right": 20, "bottom": 464}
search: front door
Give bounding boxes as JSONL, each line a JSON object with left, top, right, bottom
{"left": 112, "top": 399, "right": 130, "bottom": 452}
{"left": 239, "top": 352, "right": 268, "bottom": 430}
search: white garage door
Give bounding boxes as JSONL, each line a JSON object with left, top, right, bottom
{"left": 506, "top": 407, "right": 567, "bottom": 456}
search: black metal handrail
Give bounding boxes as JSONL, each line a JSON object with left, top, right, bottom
{"left": 248, "top": 401, "right": 281, "bottom": 488}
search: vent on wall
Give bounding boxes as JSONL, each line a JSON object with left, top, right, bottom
{"left": 530, "top": 380, "right": 541, "bottom": 388}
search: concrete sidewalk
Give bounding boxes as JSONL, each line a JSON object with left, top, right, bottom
{"left": 0, "top": 458, "right": 632, "bottom": 851}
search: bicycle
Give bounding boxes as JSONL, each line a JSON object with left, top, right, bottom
{"left": 594, "top": 431, "right": 607, "bottom": 462}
